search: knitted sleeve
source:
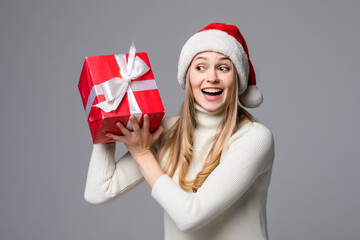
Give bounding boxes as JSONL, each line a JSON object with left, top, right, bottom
{"left": 151, "top": 123, "right": 275, "bottom": 232}
{"left": 83, "top": 116, "right": 178, "bottom": 205}
{"left": 84, "top": 143, "right": 144, "bottom": 205}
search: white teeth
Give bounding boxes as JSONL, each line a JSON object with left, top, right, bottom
{"left": 202, "top": 88, "right": 222, "bottom": 93}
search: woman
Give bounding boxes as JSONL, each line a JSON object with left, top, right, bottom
{"left": 84, "top": 23, "right": 275, "bottom": 240}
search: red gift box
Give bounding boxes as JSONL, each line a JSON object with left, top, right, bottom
{"left": 78, "top": 45, "right": 165, "bottom": 144}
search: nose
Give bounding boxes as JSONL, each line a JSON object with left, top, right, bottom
{"left": 206, "top": 68, "right": 219, "bottom": 83}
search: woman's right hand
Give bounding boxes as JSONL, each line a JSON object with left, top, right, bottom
{"left": 106, "top": 114, "right": 164, "bottom": 158}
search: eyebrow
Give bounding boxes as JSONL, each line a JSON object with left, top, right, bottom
{"left": 219, "top": 57, "right": 231, "bottom": 61}
{"left": 193, "top": 56, "right": 207, "bottom": 61}
{"left": 193, "top": 56, "right": 231, "bottom": 61}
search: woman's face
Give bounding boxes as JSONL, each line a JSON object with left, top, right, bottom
{"left": 189, "top": 51, "right": 234, "bottom": 112}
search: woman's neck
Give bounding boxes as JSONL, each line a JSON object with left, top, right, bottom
{"left": 194, "top": 103, "right": 224, "bottom": 131}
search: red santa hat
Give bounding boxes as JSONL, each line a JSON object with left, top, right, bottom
{"left": 177, "top": 22, "right": 263, "bottom": 108}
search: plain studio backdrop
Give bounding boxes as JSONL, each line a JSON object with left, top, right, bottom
{"left": 1, "top": 0, "right": 359, "bottom": 239}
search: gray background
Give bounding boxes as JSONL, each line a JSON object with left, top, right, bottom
{"left": 1, "top": 0, "right": 359, "bottom": 239}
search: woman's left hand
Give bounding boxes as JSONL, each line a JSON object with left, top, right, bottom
{"left": 106, "top": 114, "right": 164, "bottom": 158}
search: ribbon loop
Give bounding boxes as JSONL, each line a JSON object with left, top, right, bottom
{"left": 126, "top": 41, "right": 136, "bottom": 74}
{"left": 85, "top": 41, "right": 151, "bottom": 119}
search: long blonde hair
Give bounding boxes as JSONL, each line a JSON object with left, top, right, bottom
{"left": 159, "top": 65, "right": 255, "bottom": 192}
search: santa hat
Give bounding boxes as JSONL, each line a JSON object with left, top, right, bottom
{"left": 177, "top": 22, "right": 263, "bottom": 108}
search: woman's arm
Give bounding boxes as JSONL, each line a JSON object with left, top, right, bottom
{"left": 83, "top": 143, "right": 144, "bottom": 205}
{"left": 106, "top": 114, "right": 165, "bottom": 189}
{"left": 107, "top": 116, "right": 274, "bottom": 232}
{"left": 151, "top": 123, "right": 274, "bottom": 232}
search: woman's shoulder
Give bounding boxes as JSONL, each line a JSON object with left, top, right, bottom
{"left": 161, "top": 115, "right": 179, "bottom": 130}
{"left": 229, "top": 121, "right": 274, "bottom": 147}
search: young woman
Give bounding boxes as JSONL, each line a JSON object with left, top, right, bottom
{"left": 84, "top": 23, "right": 275, "bottom": 240}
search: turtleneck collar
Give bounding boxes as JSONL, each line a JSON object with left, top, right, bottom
{"left": 194, "top": 103, "right": 224, "bottom": 131}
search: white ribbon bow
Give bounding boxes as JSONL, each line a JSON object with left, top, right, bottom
{"left": 85, "top": 41, "right": 152, "bottom": 129}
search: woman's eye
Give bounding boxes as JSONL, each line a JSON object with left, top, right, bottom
{"left": 197, "top": 66, "right": 205, "bottom": 71}
{"left": 219, "top": 66, "right": 229, "bottom": 71}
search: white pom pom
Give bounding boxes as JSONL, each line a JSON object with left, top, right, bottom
{"left": 239, "top": 85, "right": 263, "bottom": 108}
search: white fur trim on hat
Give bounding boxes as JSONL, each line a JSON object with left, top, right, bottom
{"left": 177, "top": 30, "right": 250, "bottom": 95}
{"left": 239, "top": 85, "right": 263, "bottom": 108}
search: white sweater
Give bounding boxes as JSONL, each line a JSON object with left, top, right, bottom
{"left": 84, "top": 104, "right": 275, "bottom": 240}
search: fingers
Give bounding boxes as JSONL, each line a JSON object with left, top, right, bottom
{"left": 106, "top": 133, "right": 126, "bottom": 143}
{"left": 116, "top": 121, "right": 131, "bottom": 136}
{"left": 143, "top": 114, "right": 150, "bottom": 131}
{"left": 152, "top": 124, "right": 165, "bottom": 141}
{"left": 106, "top": 120, "right": 132, "bottom": 143}
{"left": 107, "top": 116, "right": 164, "bottom": 148}
{"left": 129, "top": 116, "right": 140, "bottom": 131}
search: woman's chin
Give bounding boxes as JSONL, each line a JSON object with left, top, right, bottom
{"left": 198, "top": 100, "right": 225, "bottom": 112}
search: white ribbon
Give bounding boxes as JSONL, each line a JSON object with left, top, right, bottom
{"left": 85, "top": 41, "right": 156, "bottom": 130}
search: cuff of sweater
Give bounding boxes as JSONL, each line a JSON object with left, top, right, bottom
{"left": 93, "top": 142, "right": 115, "bottom": 151}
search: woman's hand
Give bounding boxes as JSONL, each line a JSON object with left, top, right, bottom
{"left": 106, "top": 114, "right": 166, "bottom": 188}
{"left": 106, "top": 114, "right": 164, "bottom": 158}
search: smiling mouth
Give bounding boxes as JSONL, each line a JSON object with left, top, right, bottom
{"left": 201, "top": 88, "right": 223, "bottom": 96}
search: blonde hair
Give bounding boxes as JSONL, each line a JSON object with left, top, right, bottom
{"left": 159, "top": 65, "right": 255, "bottom": 192}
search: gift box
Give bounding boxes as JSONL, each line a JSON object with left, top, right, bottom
{"left": 78, "top": 43, "right": 165, "bottom": 144}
